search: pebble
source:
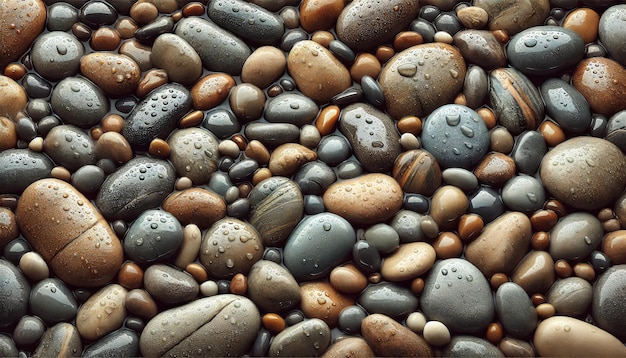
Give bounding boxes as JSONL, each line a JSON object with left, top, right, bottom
{"left": 465, "top": 212, "right": 532, "bottom": 277}
{"left": 162, "top": 188, "right": 226, "bottom": 229}
{"left": 474, "top": 0, "right": 550, "bottom": 35}
{"left": 247, "top": 260, "right": 301, "bottom": 312}
{"left": 149, "top": 34, "right": 201, "bottom": 86}
{"left": 229, "top": 83, "right": 266, "bottom": 122}
{"left": 82, "top": 328, "right": 139, "bottom": 358}
{"left": 441, "top": 168, "right": 478, "bottom": 192}
{"left": 316, "top": 135, "right": 352, "bottom": 167}
{"left": 421, "top": 258, "right": 494, "bottom": 334}
{"left": 0, "top": 259, "right": 30, "bottom": 328}
{"left": 329, "top": 264, "right": 368, "bottom": 295}
{"left": 453, "top": 30, "right": 507, "bottom": 71}
{"left": 549, "top": 212, "right": 603, "bottom": 260}
{"left": 430, "top": 185, "right": 468, "bottom": 230}
{"left": 473, "top": 152, "right": 516, "bottom": 186}
{"left": 541, "top": 78, "right": 592, "bottom": 133}
{"left": 31, "top": 31, "right": 84, "bottom": 82}
{"left": 602, "top": 230, "right": 626, "bottom": 264}
{"left": 241, "top": 46, "right": 286, "bottom": 89}
{"left": 13, "top": 315, "right": 45, "bottom": 346}
{"left": 29, "top": 278, "right": 77, "bottom": 324}
{"left": 0, "top": 76, "right": 27, "bottom": 120}
{"left": 265, "top": 93, "right": 319, "bottom": 127}
{"left": 358, "top": 282, "right": 418, "bottom": 320}
{"left": 361, "top": 314, "right": 432, "bottom": 357}
{"left": 245, "top": 122, "right": 300, "bottom": 147}
{"left": 51, "top": 77, "right": 109, "bottom": 128}
{"left": 123, "top": 210, "right": 182, "bottom": 264}
{"left": 572, "top": 57, "right": 626, "bottom": 117}
{"left": 0, "top": 149, "right": 53, "bottom": 194}
{"left": 495, "top": 282, "right": 537, "bottom": 338}
{"left": 323, "top": 173, "right": 403, "bottom": 226}
{"left": 283, "top": 213, "right": 356, "bottom": 281}
{"left": 125, "top": 289, "right": 158, "bottom": 320}
{"left": 294, "top": 161, "right": 337, "bottom": 195}
{"left": 533, "top": 316, "right": 626, "bottom": 357}
{"left": 501, "top": 175, "right": 545, "bottom": 213}
{"left": 364, "top": 223, "right": 399, "bottom": 254}
{"left": 321, "top": 337, "right": 375, "bottom": 358}
{"left": 442, "top": 335, "right": 504, "bottom": 357}
{"left": 191, "top": 74, "right": 235, "bottom": 110}
{"left": 76, "top": 284, "right": 127, "bottom": 341}
{"left": 592, "top": 264, "right": 626, "bottom": 340}
{"left": 423, "top": 320, "right": 451, "bottom": 346}
{"left": 511, "top": 250, "right": 555, "bottom": 295}
{"left": 94, "top": 132, "right": 134, "bottom": 164}
{"left": 18, "top": 250, "right": 48, "bottom": 281}
{"left": 541, "top": 137, "right": 626, "bottom": 210}
{"left": 33, "top": 322, "right": 82, "bottom": 358}
{"left": 140, "top": 294, "right": 260, "bottom": 357}
{"left": 44, "top": 124, "right": 96, "bottom": 172}
{"left": 547, "top": 277, "right": 593, "bottom": 316}
{"left": 268, "top": 318, "right": 331, "bottom": 356}
{"left": 143, "top": 264, "right": 198, "bottom": 304}
{"left": 80, "top": 53, "right": 140, "bottom": 96}
{"left": 380, "top": 242, "right": 436, "bottom": 281}
{"left": 300, "top": 281, "right": 354, "bottom": 328}
{"left": 510, "top": 130, "right": 547, "bottom": 175}
{"left": 0, "top": 0, "right": 46, "bottom": 68}
{"left": 269, "top": 143, "right": 317, "bottom": 176}
{"left": 339, "top": 103, "right": 401, "bottom": 173}
{"left": 208, "top": 0, "right": 284, "bottom": 45}
{"left": 287, "top": 40, "right": 351, "bottom": 104}
{"left": 389, "top": 210, "right": 426, "bottom": 243}
{"left": 380, "top": 44, "right": 466, "bottom": 119}
{"left": 598, "top": 5, "right": 626, "bottom": 66}
{"left": 168, "top": 127, "right": 220, "bottom": 185}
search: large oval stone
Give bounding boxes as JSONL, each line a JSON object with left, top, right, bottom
{"left": 592, "top": 264, "right": 626, "bottom": 341}
{"left": 0, "top": 149, "right": 53, "bottom": 194}
{"left": 572, "top": 57, "right": 626, "bottom": 117}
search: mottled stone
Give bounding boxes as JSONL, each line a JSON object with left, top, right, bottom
{"left": 453, "top": 30, "right": 507, "bottom": 71}
{"left": 361, "top": 314, "right": 432, "bottom": 357}
{"left": 247, "top": 260, "right": 301, "bottom": 312}
{"left": 162, "top": 188, "right": 226, "bottom": 229}
{"left": 358, "top": 282, "right": 418, "bottom": 320}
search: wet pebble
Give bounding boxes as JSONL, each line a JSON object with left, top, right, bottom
{"left": 322, "top": 337, "right": 374, "bottom": 358}
{"left": 123, "top": 210, "right": 183, "bottom": 264}
{"left": 208, "top": 0, "right": 284, "bottom": 45}
{"left": 80, "top": 53, "right": 141, "bottom": 97}
{"left": 31, "top": 31, "right": 84, "bottom": 82}
{"left": 13, "top": 315, "right": 45, "bottom": 347}
{"left": 268, "top": 318, "right": 331, "bottom": 356}
{"left": 247, "top": 260, "right": 301, "bottom": 312}
{"left": 0, "top": 76, "right": 27, "bottom": 120}
{"left": 316, "top": 135, "right": 352, "bottom": 167}
{"left": 453, "top": 30, "right": 507, "bottom": 71}
{"left": 592, "top": 264, "right": 626, "bottom": 340}
{"left": 501, "top": 175, "right": 545, "bottom": 213}
{"left": 510, "top": 130, "right": 547, "bottom": 175}
{"left": 241, "top": 46, "right": 286, "bottom": 89}
{"left": 473, "top": 153, "right": 516, "bottom": 187}
{"left": 29, "top": 278, "right": 77, "bottom": 324}
{"left": 191, "top": 73, "right": 236, "bottom": 110}
{"left": 82, "top": 328, "right": 139, "bottom": 358}
{"left": 294, "top": 161, "right": 337, "bottom": 195}
{"left": 442, "top": 335, "right": 504, "bottom": 357}
{"left": 381, "top": 242, "right": 436, "bottom": 281}
{"left": 361, "top": 313, "right": 432, "bottom": 357}
{"left": 547, "top": 277, "right": 593, "bottom": 317}
{"left": 511, "top": 250, "right": 555, "bottom": 295}
{"left": 389, "top": 210, "right": 426, "bottom": 243}
{"left": 33, "top": 322, "right": 82, "bottom": 358}
{"left": 168, "top": 127, "right": 220, "bottom": 185}
{"left": 268, "top": 143, "right": 317, "bottom": 177}
{"left": 44, "top": 124, "right": 96, "bottom": 172}
{"left": 245, "top": 122, "right": 300, "bottom": 147}
{"left": 0, "top": 259, "right": 30, "bottom": 328}
{"left": 598, "top": 5, "right": 626, "bottom": 66}
{"left": 162, "top": 188, "right": 226, "bottom": 229}
{"left": 540, "top": 78, "right": 591, "bottom": 133}
{"left": 51, "top": 77, "right": 109, "bottom": 128}
{"left": 76, "top": 284, "right": 127, "bottom": 341}
{"left": 0, "top": 149, "right": 53, "bottom": 194}
{"left": 495, "top": 282, "right": 537, "bottom": 338}
{"left": 300, "top": 281, "right": 354, "bottom": 328}
{"left": 358, "top": 282, "right": 418, "bottom": 320}
{"left": 572, "top": 57, "right": 626, "bottom": 117}
{"left": 143, "top": 264, "right": 198, "bottom": 304}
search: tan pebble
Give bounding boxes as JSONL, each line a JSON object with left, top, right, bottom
{"left": 311, "top": 30, "right": 335, "bottom": 47}
{"left": 430, "top": 185, "right": 468, "bottom": 230}
{"left": 130, "top": 2, "right": 159, "bottom": 25}
{"left": 90, "top": 127, "right": 103, "bottom": 141}
{"left": 125, "top": 288, "right": 158, "bottom": 320}
{"left": 115, "top": 17, "right": 138, "bottom": 39}
{"left": 245, "top": 141, "right": 270, "bottom": 165}
{"left": 151, "top": 33, "right": 202, "bottom": 86}
{"left": 268, "top": 143, "right": 317, "bottom": 177}
{"left": 394, "top": 31, "right": 424, "bottom": 51}
{"left": 262, "top": 313, "right": 286, "bottom": 335}
{"left": 300, "top": 281, "right": 354, "bottom": 328}
{"left": 19, "top": 251, "right": 49, "bottom": 281}
{"left": 457, "top": 213, "right": 484, "bottom": 241}
{"left": 499, "top": 337, "right": 535, "bottom": 357}
{"left": 287, "top": 40, "right": 351, "bottom": 104}
{"left": 321, "top": 337, "right": 375, "bottom": 358}
{"left": 602, "top": 230, "right": 626, "bottom": 264}
{"left": 434, "top": 31, "right": 454, "bottom": 44}
{"left": 465, "top": 212, "right": 531, "bottom": 277}
{"left": 280, "top": 6, "right": 299, "bottom": 28}
{"left": 117, "top": 261, "right": 144, "bottom": 290}
{"left": 174, "top": 224, "right": 202, "bottom": 269}
{"left": 95, "top": 132, "right": 133, "bottom": 164}
{"left": 489, "top": 126, "right": 514, "bottom": 153}
{"left": 80, "top": 53, "right": 140, "bottom": 97}
{"left": 191, "top": 73, "right": 236, "bottom": 110}
{"left": 350, "top": 53, "right": 382, "bottom": 82}
{"left": 538, "top": 120, "right": 565, "bottom": 147}
{"left": 142, "top": 0, "right": 178, "bottom": 15}
{"left": 299, "top": 124, "right": 321, "bottom": 149}
{"left": 28, "top": 137, "right": 44, "bottom": 152}
{"left": 423, "top": 320, "right": 451, "bottom": 346}
{"left": 329, "top": 263, "right": 368, "bottom": 294}
{"left": 562, "top": 8, "right": 600, "bottom": 44}
{"left": 477, "top": 107, "right": 497, "bottom": 129}
{"left": 400, "top": 133, "right": 420, "bottom": 150}
{"left": 299, "top": 0, "right": 344, "bottom": 33}
{"left": 162, "top": 188, "right": 226, "bottom": 229}
{"left": 136, "top": 69, "right": 168, "bottom": 98}
{"left": 229, "top": 273, "right": 247, "bottom": 295}
{"left": 90, "top": 27, "right": 121, "bottom": 51}
{"left": 200, "top": 280, "right": 219, "bottom": 296}
{"left": 148, "top": 138, "right": 170, "bottom": 158}
{"left": 0, "top": 117, "right": 17, "bottom": 150}
{"left": 0, "top": 75, "right": 28, "bottom": 120}
{"left": 76, "top": 284, "right": 127, "bottom": 340}
{"left": 457, "top": 6, "right": 489, "bottom": 29}
{"left": 361, "top": 313, "right": 432, "bottom": 357}
{"left": 251, "top": 168, "right": 272, "bottom": 185}
{"left": 33, "top": 322, "right": 82, "bottom": 357}
{"left": 101, "top": 114, "right": 125, "bottom": 133}
{"left": 511, "top": 250, "right": 555, "bottom": 295}
{"left": 0, "top": 207, "right": 18, "bottom": 247}
{"left": 178, "top": 110, "right": 204, "bottom": 128}
{"left": 432, "top": 231, "right": 463, "bottom": 259}
{"left": 375, "top": 45, "right": 395, "bottom": 64}
{"left": 534, "top": 316, "right": 626, "bottom": 357}
{"left": 554, "top": 259, "right": 573, "bottom": 278}
{"left": 241, "top": 46, "right": 286, "bottom": 89}
{"left": 323, "top": 173, "right": 403, "bottom": 226}
{"left": 381, "top": 242, "right": 436, "bottom": 281}
{"left": 50, "top": 167, "right": 71, "bottom": 182}
{"left": 406, "top": 312, "right": 427, "bottom": 334}
{"left": 473, "top": 152, "right": 516, "bottom": 186}
{"left": 229, "top": 83, "right": 266, "bottom": 122}
{"left": 573, "top": 263, "right": 595, "bottom": 282}
{"left": 185, "top": 263, "right": 208, "bottom": 283}
{"left": 118, "top": 39, "right": 152, "bottom": 71}
{"left": 218, "top": 139, "right": 241, "bottom": 158}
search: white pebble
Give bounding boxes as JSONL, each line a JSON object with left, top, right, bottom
{"left": 200, "top": 280, "right": 219, "bottom": 296}
{"left": 300, "top": 124, "right": 321, "bottom": 149}
{"left": 19, "top": 251, "right": 49, "bottom": 281}
{"left": 434, "top": 31, "right": 454, "bottom": 44}
{"left": 400, "top": 133, "right": 420, "bottom": 150}
{"left": 174, "top": 224, "right": 202, "bottom": 269}
{"left": 423, "top": 320, "right": 451, "bottom": 346}
{"left": 175, "top": 176, "right": 193, "bottom": 190}
{"left": 405, "top": 311, "right": 427, "bottom": 334}
{"left": 218, "top": 139, "right": 241, "bottom": 158}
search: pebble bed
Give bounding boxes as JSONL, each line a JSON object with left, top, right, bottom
{"left": 1, "top": 0, "right": 626, "bottom": 356}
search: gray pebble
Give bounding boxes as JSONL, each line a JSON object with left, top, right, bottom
{"left": 229, "top": 159, "right": 258, "bottom": 182}
{"left": 0, "top": 259, "right": 30, "bottom": 328}
{"left": 16, "top": 117, "right": 37, "bottom": 142}
{"left": 202, "top": 108, "right": 241, "bottom": 139}
{"left": 47, "top": 3, "right": 79, "bottom": 31}
{"left": 168, "top": 127, "right": 220, "bottom": 185}
{"left": 122, "top": 83, "right": 192, "bottom": 149}
{"left": 0, "top": 334, "right": 18, "bottom": 357}
{"left": 316, "top": 135, "right": 352, "bottom": 167}
{"left": 31, "top": 32, "right": 84, "bottom": 81}
{"left": 268, "top": 319, "right": 331, "bottom": 357}
{"left": 96, "top": 157, "right": 176, "bottom": 221}
{"left": 82, "top": 328, "right": 139, "bottom": 358}
{"left": 3, "top": 239, "right": 31, "bottom": 265}
{"left": 549, "top": 213, "right": 603, "bottom": 260}
{"left": 0, "top": 149, "right": 53, "bottom": 194}
{"left": 547, "top": 277, "right": 593, "bottom": 317}
{"left": 265, "top": 93, "right": 319, "bottom": 127}
{"left": 51, "top": 77, "right": 109, "bottom": 128}
{"left": 26, "top": 98, "right": 52, "bottom": 121}
{"left": 510, "top": 130, "right": 547, "bottom": 174}
{"left": 33, "top": 323, "right": 82, "bottom": 358}
{"left": 389, "top": 210, "right": 425, "bottom": 243}
{"left": 251, "top": 328, "right": 272, "bottom": 357}
{"left": 421, "top": 258, "right": 494, "bottom": 334}
{"left": 43, "top": 125, "right": 96, "bottom": 172}
{"left": 605, "top": 110, "right": 626, "bottom": 152}
{"left": 293, "top": 161, "right": 337, "bottom": 195}
{"left": 597, "top": 5, "right": 626, "bottom": 66}
{"left": 540, "top": 78, "right": 591, "bottom": 133}
{"left": 463, "top": 65, "right": 488, "bottom": 109}
{"left": 352, "top": 240, "right": 381, "bottom": 274}
{"left": 336, "top": 160, "right": 363, "bottom": 179}
{"left": 206, "top": 172, "right": 233, "bottom": 197}
{"left": 501, "top": 175, "right": 545, "bottom": 213}
{"left": 71, "top": 164, "right": 105, "bottom": 194}
{"left": 421, "top": 104, "right": 489, "bottom": 169}
{"left": 358, "top": 282, "right": 418, "bottom": 320}
{"left": 207, "top": 0, "right": 284, "bottom": 45}
{"left": 12, "top": 315, "right": 46, "bottom": 346}
{"left": 247, "top": 260, "right": 301, "bottom": 312}
{"left": 284, "top": 213, "right": 356, "bottom": 281}
{"left": 143, "top": 264, "right": 198, "bottom": 304}
{"left": 442, "top": 167, "right": 479, "bottom": 192}
{"left": 123, "top": 210, "right": 183, "bottom": 264}
{"left": 300, "top": 124, "right": 321, "bottom": 149}
{"left": 337, "top": 305, "right": 368, "bottom": 334}
{"left": 360, "top": 75, "right": 384, "bottom": 107}
{"left": 227, "top": 198, "right": 250, "bottom": 219}
{"left": 442, "top": 336, "right": 504, "bottom": 357}
{"left": 468, "top": 186, "right": 505, "bottom": 223}
{"left": 29, "top": 278, "right": 77, "bottom": 325}
{"left": 592, "top": 264, "right": 626, "bottom": 341}
{"left": 495, "top": 282, "right": 537, "bottom": 338}
{"left": 304, "top": 195, "right": 325, "bottom": 215}
{"left": 364, "top": 223, "right": 400, "bottom": 255}
{"left": 244, "top": 122, "right": 300, "bottom": 147}
{"left": 280, "top": 29, "right": 309, "bottom": 52}
{"left": 329, "top": 39, "right": 356, "bottom": 62}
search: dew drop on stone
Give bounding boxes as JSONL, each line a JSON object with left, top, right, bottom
{"left": 446, "top": 114, "right": 460, "bottom": 126}
{"left": 524, "top": 38, "right": 537, "bottom": 47}
{"left": 460, "top": 125, "right": 474, "bottom": 138}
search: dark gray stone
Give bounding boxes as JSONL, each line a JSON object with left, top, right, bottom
{"left": 541, "top": 78, "right": 591, "bottom": 133}
{"left": 82, "top": 328, "right": 139, "bottom": 358}
{"left": 501, "top": 175, "right": 545, "bottom": 213}
{"left": 316, "top": 135, "right": 352, "bottom": 167}
{"left": 337, "top": 305, "right": 368, "bottom": 334}
{"left": 29, "top": 278, "right": 78, "bottom": 325}
{"left": 495, "top": 282, "right": 537, "bottom": 338}
{"left": 0, "top": 259, "right": 30, "bottom": 328}
{"left": 592, "top": 264, "right": 626, "bottom": 341}
{"left": 123, "top": 210, "right": 183, "bottom": 264}
{"left": 244, "top": 122, "right": 300, "bottom": 147}
{"left": 33, "top": 323, "right": 82, "bottom": 358}
{"left": 547, "top": 277, "right": 593, "bottom": 317}
{"left": 202, "top": 108, "right": 241, "bottom": 139}
{"left": 510, "top": 130, "right": 547, "bottom": 174}
{"left": 468, "top": 186, "right": 504, "bottom": 223}
{"left": 207, "top": 0, "right": 284, "bottom": 45}
{"left": 358, "top": 282, "right": 418, "bottom": 320}
{"left": 0, "top": 149, "right": 53, "bottom": 194}
{"left": 31, "top": 32, "right": 84, "bottom": 81}
{"left": 293, "top": 161, "right": 337, "bottom": 195}
{"left": 442, "top": 336, "right": 504, "bottom": 357}
{"left": 598, "top": 5, "right": 626, "bottom": 66}
{"left": 0, "top": 334, "right": 18, "bottom": 357}
{"left": 268, "top": 319, "right": 331, "bottom": 357}
{"left": 12, "top": 315, "right": 46, "bottom": 346}
{"left": 51, "top": 77, "right": 109, "bottom": 128}
{"left": 549, "top": 213, "right": 603, "bottom": 260}
{"left": 43, "top": 124, "right": 97, "bottom": 172}
{"left": 143, "top": 264, "right": 199, "bottom": 304}
{"left": 464, "top": 65, "right": 489, "bottom": 109}
{"left": 265, "top": 93, "right": 319, "bottom": 127}
{"left": 389, "top": 210, "right": 425, "bottom": 243}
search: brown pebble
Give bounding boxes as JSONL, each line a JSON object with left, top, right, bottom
{"left": 499, "top": 337, "right": 535, "bottom": 357}
{"left": 453, "top": 92, "right": 467, "bottom": 106}
{"left": 430, "top": 185, "right": 468, "bottom": 230}
{"left": 477, "top": 107, "right": 497, "bottom": 129}
{"left": 530, "top": 210, "right": 558, "bottom": 232}
{"left": 381, "top": 242, "right": 436, "bottom": 281}
{"left": 602, "top": 230, "right": 626, "bottom": 264}
{"left": 191, "top": 73, "right": 236, "bottom": 110}
{"left": 299, "top": 0, "right": 344, "bottom": 33}
{"left": 511, "top": 250, "right": 555, "bottom": 295}
{"left": 536, "top": 303, "right": 556, "bottom": 319}
{"left": 420, "top": 216, "right": 440, "bottom": 239}
{"left": 72, "top": 22, "right": 91, "bottom": 41}
{"left": 545, "top": 199, "right": 567, "bottom": 217}
{"left": 118, "top": 39, "right": 152, "bottom": 71}
{"left": 573, "top": 263, "right": 595, "bottom": 282}
{"left": 311, "top": 30, "right": 334, "bottom": 47}
{"left": 361, "top": 314, "right": 432, "bottom": 357}
{"left": 4, "top": 63, "right": 27, "bottom": 80}
{"left": 118, "top": 261, "right": 144, "bottom": 290}
{"left": 125, "top": 288, "right": 158, "bottom": 320}
{"left": 0, "top": 75, "right": 27, "bottom": 120}
{"left": 0, "top": 207, "right": 18, "bottom": 247}
{"left": 245, "top": 140, "right": 271, "bottom": 165}
{"left": 562, "top": 8, "right": 600, "bottom": 44}
{"left": 95, "top": 132, "right": 134, "bottom": 164}
{"left": 538, "top": 120, "right": 565, "bottom": 147}
{"left": 392, "top": 149, "right": 442, "bottom": 197}
{"left": 229, "top": 273, "right": 247, "bottom": 295}
{"left": 174, "top": 224, "right": 202, "bottom": 269}
{"left": 393, "top": 31, "right": 423, "bottom": 51}
{"left": 0, "top": 195, "right": 18, "bottom": 210}
{"left": 101, "top": 114, "right": 125, "bottom": 133}
{"left": 432, "top": 232, "right": 463, "bottom": 259}
{"left": 185, "top": 262, "right": 208, "bottom": 282}
{"left": 300, "top": 281, "right": 354, "bottom": 328}
{"left": 182, "top": 2, "right": 205, "bottom": 17}
{"left": 0, "top": 0, "right": 46, "bottom": 69}
{"left": 115, "top": 17, "right": 138, "bottom": 39}
{"left": 572, "top": 57, "right": 626, "bottom": 117}
{"left": 229, "top": 83, "right": 266, "bottom": 122}
{"left": 457, "top": 6, "right": 489, "bottom": 29}
{"left": 375, "top": 46, "right": 395, "bottom": 64}
{"left": 0, "top": 117, "right": 17, "bottom": 150}
{"left": 268, "top": 143, "right": 317, "bottom": 177}
{"left": 241, "top": 46, "right": 286, "bottom": 89}
{"left": 397, "top": 116, "right": 422, "bottom": 135}
{"left": 329, "top": 263, "right": 368, "bottom": 294}
{"left": 554, "top": 259, "right": 573, "bottom": 278}
{"left": 136, "top": 69, "right": 168, "bottom": 98}
{"left": 457, "top": 213, "right": 484, "bottom": 242}
{"left": 531, "top": 293, "right": 546, "bottom": 306}
{"left": 531, "top": 231, "right": 550, "bottom": 251}
{"left": 411, "top": 278, "right": 425, "bottom": 295}
{"left": 322, "top": 337, "right": 376, "bottom": 358}
{"left": 90, "top": 27, "right": 121, "bottom": 51}
{"left": 473, "top": 152, "right": 516, "bottom": 187}
{"left": 368, "top": 272, "right": 382, "bottom": 284}
{"left": 486, "top": 322, "right": 504, "bottom": 345}
{"left": 90, "top": 127, "right": 103, "bottom": 141}
{"left": 162, "top": 188, "right": 227, "bottom": 230}
{"left": 262, "top": 313, "right": 286, "bottom": 335}
{"left": 350, "top": 53, "right": 382, "bottom": 83}
{"left": 50, "top": 167, "right": 71, "bottom": 182}
{"left": 251, "top": 168, "right": 272, "bottom": 185}
{"left": 490, "top": 273, "right": 508, "bottom": 291}
{"left": 130, "top": 2, "right": 159, "bottom": 25}
{"left": 315, "top": 105, "right": 340, "bottom": 136}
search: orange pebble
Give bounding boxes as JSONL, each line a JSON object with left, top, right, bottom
{"left": 539, "top": 120, "right": 565, "bottom": 147}
{"left": 118, "top": 261, "right": 144, "bottom": 290}
{"left": 477, "top": 107, "right": 496, "bottom": 129}
{"left": 375, "top": 45, "right": 395, "bottom": 64}
{"left": 315, "top": 105, "right": 340, "bottom": 136}
{"left": 432, "top": 231, "right": 463, "bottom": 259}
{"left": 536, "top": 303, "right": 555, "bottom": 319}
{"left": 182, "top": 2, "right": 205, "bottom": 17}
{"left": 531, "top": 231, "right": 550, "bottom": 251}
{"left": 396, "top": 116, "right": 422, "bottom": 135}
{"left": 3, "top": 63, "right": 26, "bottom": 80}
{"left": 311, "top": 30, "right": 334, "bottom": 47}
{"left": 229, "top": 273, "right": 247, "bottom": 295}
{"left": 573, "top": 263, "right": 595, "bottom": 281}
{"left": 262, "top": 313, "right": 286, "bottom": 334}
{"left": 185, "top": 263, "right": 208, "bottom": 282}
{"left": 454, "top": 93, "right": 467, "bottom": 106}
{"left": 457, "top": 214, "right": 484, "bottom": 242}
{"left": 554, "top": 259, "right": 572, "bottom": 278}
{"left": 486, "top": 322, "right": 504, "bottom": 344}
{"left": 90, "top": 27, "right": 121, "bottom": 51}
{"left": 490, "top": 273, "right": 508, "bottom": 291}
{"left": 148, "top": 138, "right": 171, "bottom": 158}
{"left": 393, "top": 31, "right": 423, "bottom": 51}
{"left": 179, "top": 110, "right": 204, "bottom": 128}
{"left": 101, "top": 114, "right": 125, "bottom": 133}
{"left": 350, "top": 53, "right": 382, "bottom": 82}
{"left": 562, "top": 8, "right": 600, "bottom": 44}
{"left": 530, "top": 210, "right": 558, "bottom": 232}
{"left": 544, "top": 199, "right": 567, "bottom": 217}
{"left": 411, "top": 278, "right": 425, "bottom": 295}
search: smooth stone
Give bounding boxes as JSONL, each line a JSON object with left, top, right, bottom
{"left": 168, "top": 127, "right": 220, "bottom": 185}
{"left": 191, "top": 73, "right": 236, "bottom": 110}
{"left": 134, "top": 15, "right": 175, "bottom": 43}
{"left": 430, "top": 185, "right": 468, "bottom": 230}
{"left": 268, "top": 318, "right": 331, "bottom": 356}
{"left": 0, "top": 259, "right": 30, "bottom": 328}
{"left": 50, "top": 77, "right": 109, "bottom": 128}
{"left": 330, "top": 264, "right": 368, "bottom": 295}
{"left": 265, "top": 93, "right": 319, "bottom": 127}
{"left": 495, "top": 282, "right": 537, "bottom": 338}
{"left": 316, "top": 135, "right": 352, "bottom": 167}
{"left": 602, "top": 230, "right": 626, "bottom": 264}
{"left": 474, "top": 0, "right": 550, "bottom": 35}
{"left": 0, "top": 76, "right": 27, "bottom": 120}
{"left": 379, "top": 43, "right": 466, "bottom": 119}
{"left": 140, "top": 295, "right": 260, "bottom": 357}
{"left": 143, "top": 264, "right": 198, "bottom": 304}
{"left": 323, "top": 173, "right": 403, "bottom": 226}
{"left": 247, "top": 260, "right": 301, "bottom": 312}
{"left": 18, "top": 251, "right": 49, "bottom": 281}
{"left": 31, "top": 31, "right": 84, "bottom": 81}
{"left": 79, "top": 0, "right": 117, "bottom": 27}
{"left": 229, "top": 83, "right": 266, "bottom": 122}
{"left": 44, "top": 124, "right": 96, "bottom": 172}
{"left": 29, "top": 278, "right": 77, "bottom": 324}
{"left": 423, "top": 320, "right": 452, "bottom": 346}
{"left": 80, "top": 53, "right": 141, "bottom": 96}
{"left": 364, "top": 223, "right": 399, "bottom": 255}
{"left": 118, "top": 40, "right": 153, "bottom": 71}
{"left": 245, "top": 122, "right": 301, "bottom": 147}
{"left": 13, "top": 315, "right": 45, "bottom": 347}
{"left": 17, "top": 179, "right": 123, "bottom": 287}
{"left": 473, "top": 152, "right": 516, "bottom": 187}
{"left": 421, "top": 258, "right": 494, "bottom": 334}
{"left": 321, "top": 337, "right": 375, "bottom": 358}
{"left": 162, "top": 188, "right": 226, "bottom": 229}
{"left": 33, "top": 323, "right": 82, "bottom": 358}
{"left": 122, "top": 83, "right": 192, "bottom": 148}
{"left": 469, "top": 188, "right": 505, "bottom": 221}
{"left": 453, "top": 30, "right": 507, "bottom": 71}
{"left": 381, "top": 242, "right": 436, "bottom": 281}
{"left": 572, "top": 57, "right": 626, "bottom": 117}
{"left": 463, "top": 65, "right": 489, "bottom": 109}
{"left": 507, "top": 26, "right": 585, "bottom": 75}
{"left": 358, "top": 282, "right": 418, "bottom": 320}
{"left": 241, "top": 46, "right": 286, "bottom": 89}
{"left": 511, "top": 250, "right": 555, "bottom": 295}
{"left": 294, "top": 161, "right": 337, "bottom": 195}
{"left": 540, "top": 78, "right": 591, "bottom": 133}
{"left": 150, "top": 33, "right": 202, "bottom": 86}
{"left": 360, "top": 75, "right": 385, "bottom": 107}
{"left": 300, "top": 282, "right": 355, "bottom": 328}
{"left": 269, "top": 143, "right": 318, "bottom": 176}
{"left": 248, "top": 177, "right": 304, "bottom": 246}
{"left": 498, "top": 337, "right": 535, "bottom": 357}
{"left": 598, "top": 5, "right": 626, "bottom": 66}
{"left": 335, "top": 0, "right": 420, "bottom": 52}
{"left": 489, "top": 67, "right": 544, "bottom": 135}
{"left": 510, "top": 130, "right": 547, "bottom": 175}
{"left": 465, "top": 212, "right": 532, "bottom": 277}
{"left": 606, "top": 110, "right": 626, "bottom": 152}
{"left": 442, "top": 168, "right": 479, "bottom": 192}
{"left": 0, "top": 0, "right": 46, "bottom": 69}
{"left": 361, "top": 314, "right": 432, "bottom": 357}
{"left": 207, "top": 0, "right": 284, "bottom": 45}
{"left": 82, "top": 328, "right": 139, "bottom": 358}
{"left": 199, "top": 218, "right": 264, "bottom": 279}
{"left": 352, "top": 240, "right": 382, "bottom": 274}
{"left": 123, "top": 209, "right": 183, "bottom": 264}
{"left": 284, "top": 213, "right": 356, "bottom": 281}
{"left": 549, "top": 212, "right": 603, "bottom": 260}
{"left": 547, "top": 277, "right": 593, "bottom": 316}
{"left": 96, "top": 157, "right": 176, "bottom": 221}
{"left": 442, "top": 336, "right": 504, "bottom": 357}
{"left": 389, "top": 210, "right": 425, "bottom": 243}
{"left": 287, "top": 40, "right": 351, "bottom": 104}
{"left": 76, "top": 284, "right": 127, "bottom": 341}
{"left": 339, "top": 102, "right": 401, "bottom": 173}
{"left": 534, "top": 316, "right": 626, "bottom": 356}
{"left": 299, "top": 0, "right": 344, "bottom": 32}
{"left": 502, "top": 175, "right": 545, "bottom": 213}
{"left": 421, "top": 104, "right": 490, "bottom": 169}
{"left": 0, "top": 149, "right": 53, "bottom": 194}
{"left": 592, "top": 264, "right": 626, "bottom": 340}
{"left": 202, "top": 108, "right": 241, "bottom": 139}
{"left": 125, "top": 289, "right": 158, "bottom": 320}
{"left": 175, "top": 17, "right": 251, "bottom": 75}
{"left": 71, "top": 164, "right": 106, "bottom": 194}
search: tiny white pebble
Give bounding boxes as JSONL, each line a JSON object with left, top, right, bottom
{"left": 406, "top": 311, "right": 427, "bottom": 334}
{"left": 175, "top": 177, "right": 193, "bottom": 190}
{"left": 400, "top": 133, "right": 420, "bottom": 150}
{"left": 200, "top": 280, "right": 219, "bottom": 297}
{"left": 434, "top": 31, "right": 454, "bottom": 44}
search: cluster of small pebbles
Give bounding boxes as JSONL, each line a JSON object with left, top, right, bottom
{"left": 2, "top": 0, "right": 626, "bottom": 356}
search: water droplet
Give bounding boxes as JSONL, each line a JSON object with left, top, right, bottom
{"left": 524, "top": 38, "right": 537, "bottom": 47}
{"left": 446, "top": 114, "right": 460, "bottom": 126}
{"left": 460, "top": 125, "right": 474, "bottom": 138}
